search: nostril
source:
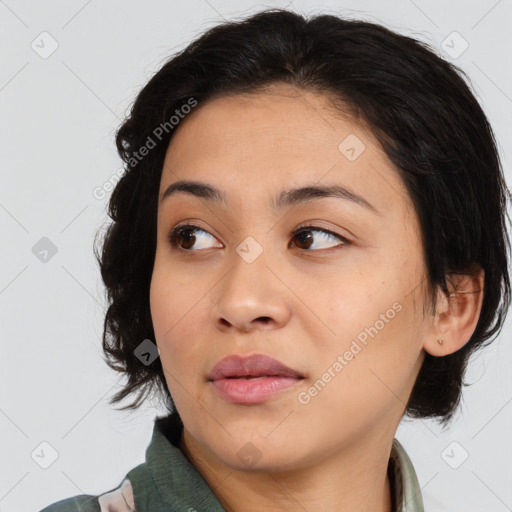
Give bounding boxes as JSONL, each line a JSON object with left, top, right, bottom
{"left": 217, "top": 316, "right": 272, "bottom": 329}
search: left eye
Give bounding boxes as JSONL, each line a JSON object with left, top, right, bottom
{"left": 168, "top": 224, "right": 349, "bottom": 252}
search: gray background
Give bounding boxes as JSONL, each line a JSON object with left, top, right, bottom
{"left": 1, "top": 1, "right": 511, "bottom": 511}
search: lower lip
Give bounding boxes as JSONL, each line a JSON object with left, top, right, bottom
{"left": 210, "top": 376, "right": 303, "bottom": 404}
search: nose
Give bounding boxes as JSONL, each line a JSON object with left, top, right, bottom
{"left": 211, "top": 249, "right": 292, "bottom": 334}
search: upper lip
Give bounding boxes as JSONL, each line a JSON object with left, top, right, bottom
{"left": 208, "top": 353, "right": 304, "bottom": 380}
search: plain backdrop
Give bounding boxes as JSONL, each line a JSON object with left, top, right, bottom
{"left": 1, "top": 1, "right": 511, "bottom": 511}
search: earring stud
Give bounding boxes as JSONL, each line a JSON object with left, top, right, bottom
{"left": 437, "top": 339, "right": 444, "bottom": 345}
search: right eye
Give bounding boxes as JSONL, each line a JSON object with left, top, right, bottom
{"left": 168, "top": 223, "right": 223, "bottom": 251}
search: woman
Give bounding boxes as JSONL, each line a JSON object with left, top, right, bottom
{"left": 40, "top": 7, "right": 510, "bottom": 512}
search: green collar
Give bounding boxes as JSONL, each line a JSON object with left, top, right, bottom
{"left": 120, "top": 413, "right": 425, "bottom": 512}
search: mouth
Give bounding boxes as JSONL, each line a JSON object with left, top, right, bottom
{"left": 224, "top": 375, "right": 300, "bottom": 379}
{"left": 207, "top": 353, "right": 304, "bottom": 381}
{"left": 210, "top": 375, "right": 304, "bottom": 404}
{"left": 207, "top": 353, "right": 305, "bottom": 404}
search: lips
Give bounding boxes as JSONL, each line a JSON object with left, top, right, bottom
{"left": 208, "top": 353, "right": 305, "bottom": 404}
{"left": 208, "top": 353, "right": 304, "bottom": 381}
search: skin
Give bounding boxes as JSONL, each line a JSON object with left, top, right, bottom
{"left": 149, "top": 82, "right": 484, "bottom": 512}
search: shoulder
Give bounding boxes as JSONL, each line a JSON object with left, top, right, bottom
{"left": 39, "top": 476, "right": 136, "bottom": 512}
{"left": 38, "top": 494, "right": 101, "bottom": 512}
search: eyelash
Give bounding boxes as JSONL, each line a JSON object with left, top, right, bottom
{"left": 167, "top": 222, "right": 351, "bottom": 254}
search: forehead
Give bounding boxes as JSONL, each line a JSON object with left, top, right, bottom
{"left": 160, "top": 84, "right": 412, "bottom": 216}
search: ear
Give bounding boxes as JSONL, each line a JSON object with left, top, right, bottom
{"left": 423, "top": 267, "right": 485, "bottom": 357}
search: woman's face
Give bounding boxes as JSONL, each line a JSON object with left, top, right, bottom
{"left": 150, "top": 83, "right": 431, "bottom": 471}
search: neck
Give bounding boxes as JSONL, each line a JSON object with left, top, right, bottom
{"left": 179, "top": 427, "right": 395, "bottom": 512}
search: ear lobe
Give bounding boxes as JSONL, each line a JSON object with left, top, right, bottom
{"left": 423, "top": 268, "right": 485, "bottom": 357}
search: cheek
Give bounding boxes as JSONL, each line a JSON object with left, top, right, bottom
{"left": 295, "top": 308, "right": 421, "bottom": 444}
{"left": 315, "top": 272, "right": 394, "bottom": 347}
{"left": 314, "top": 275, "right": 423, "bottom": 396}
{"left": 149, "top": 266, "right": 204, "bottom": 366}
{"left": 150, "top": 274, "right": 209, "bottom": 414}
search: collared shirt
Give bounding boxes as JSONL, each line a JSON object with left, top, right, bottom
{"left": 39, "top": 412, "right": 425, "bottom": 512}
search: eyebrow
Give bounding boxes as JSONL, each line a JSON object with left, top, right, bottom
{"left": 160, "top": 179, "right": 380, "bottom": 215}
